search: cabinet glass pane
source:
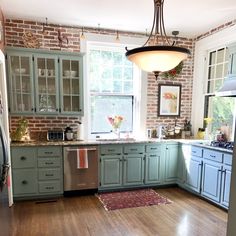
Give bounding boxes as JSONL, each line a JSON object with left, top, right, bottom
{"left": 36, "top": 57, "right": 57, "bottom": 113}
{"left": 61, "top": 58, "right": 81, "bottom": 113}
{"left": 9, "top": 55, "right": 33, "bottom": 113}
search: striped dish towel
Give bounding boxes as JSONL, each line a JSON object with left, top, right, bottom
{"left": 77, "top": 149, "right": 88, "bottom": 169}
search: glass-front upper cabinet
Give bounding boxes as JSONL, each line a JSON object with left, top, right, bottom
{"left": 7, "top": 52, "right": 34, "bottom": 114}
{"left": 60, "top": 56, "right": 83, "bottom": 115}
{"left": 34, "top": 54, "right": 59, "bottom": 114}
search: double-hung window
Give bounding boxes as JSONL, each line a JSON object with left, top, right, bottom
{"left": 204, "top": 47, "right": 236, "bottom": 140}
{"left": 87, "top": 43, "right": 140, "bottom": 138}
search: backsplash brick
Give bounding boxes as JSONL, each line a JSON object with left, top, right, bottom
{"left": 10, "top": 116, "right": 81, "bottom": 141}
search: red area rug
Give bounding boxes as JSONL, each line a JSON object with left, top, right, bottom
{"left": 96, "top": 189, "right": 172, "bottom": 211}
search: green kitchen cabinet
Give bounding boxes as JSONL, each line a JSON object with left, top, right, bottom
{"left": 6, "top": 50, "right": 35, "bottom": 114}
{"left": 221, "top": 163, "right": 231, "bottom": 207}
{"left": 34, "top": 54, "right": 59, "bottom": 114}
{"left": 123, "top": 144, "right": 145, "bottom": 186}
{"left": 123, "top": 154, "right": 144, "bottom": 186}
{"left": 11, "top": 146, "right": 63, "bottom": 199}
{"left": 185, "top": 146, "right": 203, "bottom": 193}
{"left": 100, "top": 155, "right": 123, "bottom": 188}
{"left": 221, "top": 153, "right": 232, "bottom": 208}
{"left": 201, "top": 149, "right": 223, "bottom": 203}
{"left": 99, "top": 144, "right": 146, "bottom": 189}
{"left": 12, "top": 169, "right": 38, "bottom": 195}
{"left": 60, "top": 55, "right": 83, "bottom": 114}
{"left": 99, "top": 145, "right": 123, "bottom": 188}
{"left": 6, "top": 47, "right": 84, "bottom": 116}
{"left": 164, "top": 143, "right": 179, "bottom": 183}
{"left": 145, "top": 144, "right": 163, "bottom": 184}
{"left": 177, "top": 144, "right": 187, "bottom": 185}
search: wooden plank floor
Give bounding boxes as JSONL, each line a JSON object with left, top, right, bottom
{"left": 0, "top": 187, "right": 227, "bottom": 236}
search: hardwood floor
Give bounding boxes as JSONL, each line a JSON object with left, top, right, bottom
{"left": 0, "top": 187, "right": 227, "bottom": 236}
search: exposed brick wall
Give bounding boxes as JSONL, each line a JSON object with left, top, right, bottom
{"left": 5, "top": 18, "right": 194, "bottom": 138}
{"left": 146, "top": 38, "right": 194, "bottom": 131}
{"left": 10, "top": 116, "right": 81, "bottom": 141}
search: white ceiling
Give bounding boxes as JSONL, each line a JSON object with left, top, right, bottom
{"left": 1, "top": 0, "right": 236, "bottom": 38}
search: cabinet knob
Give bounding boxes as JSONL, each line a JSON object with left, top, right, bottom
{"left": 22, "top": 180, "right": 28, "bottom": 184}
{"left": 20, "top": 156, "right": 26, "bottom": 160}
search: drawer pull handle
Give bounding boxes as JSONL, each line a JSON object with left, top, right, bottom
{"left": 22, "top": 180, "right": 28, "bottom": 184}
{"left": 130, "top": 148, "right": 137, "bottom": 151}
{"left": 45, "top": 162, "right": 54, "bottom": 165}
{"left": 45, "top": 174, "right": 54, "bottom": 177}
{"left": 210, "top": 155, "right": 216, "bottom": 158}
{"left": 108, "top": 149, "right": 115, "bottom": 152}
{"left": 20, "top": 156, "right": 26, "bottom": 160}
{"left": 45, "top": 152, "right": 53, "bottom": 154}
{"left": 46, "top": 187, "right": 54, "bottom": 190}
{"left": 150, "top": 154, "right": 157, "bottom": 157}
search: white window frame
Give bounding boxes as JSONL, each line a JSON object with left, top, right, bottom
{"left": 191, "top": 24, "right": 236, "bottom": 137}
{"left": 80, "top": 33, "right": 148, "bottom": 140}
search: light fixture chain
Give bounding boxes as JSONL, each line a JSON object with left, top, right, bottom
{"left": 142, "top": 0, "right": 157, "bottom": 47}
{"left": 160, "top": 0, "right": 170, "bottom": 45}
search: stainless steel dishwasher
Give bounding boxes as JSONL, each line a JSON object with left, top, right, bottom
{"left": 63, "top": 146, "right": 98, "bottom": 191}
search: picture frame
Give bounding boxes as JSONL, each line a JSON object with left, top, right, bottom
{"left": 158, "top": 84, "right": 181, "bottom": 117}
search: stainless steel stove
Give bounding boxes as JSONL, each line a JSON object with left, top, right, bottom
{"left": 210, "top": 141, "right": 234, "bottom": 150}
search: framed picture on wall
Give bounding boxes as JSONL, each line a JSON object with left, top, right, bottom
{"left": 158, "top": 84, "right": 181, "bottom": 117}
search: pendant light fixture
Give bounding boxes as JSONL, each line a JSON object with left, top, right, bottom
{"left": 125, "top": 0, "right": 190, "bottom": 79}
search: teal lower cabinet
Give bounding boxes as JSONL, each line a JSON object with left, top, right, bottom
{"left": 178, "top": 145, "right": 232, "bottom": 209}
{"left": 99, "top": 145, "right": 123, "bottom": 189}
{"left": 11, "top": 146, "right": 63, "bottom": 199}
{"left": 164, "top": 143, "right": 179, "bottom": 183}
{"left": 185, "top": 156, "right": 202, "bottom": 193}
{"left": 100, "top": 155, "right": 122, "bottom": 188}
{"left": 201, "top": 149, "right": 233, "bottom": 208}
{"left": 145, "top": 144, "right": 163, "bottom": 184}
{"left": 12, "top": 169, "right": 37, "bottom": 195}
{"left": 201, "top": 159, "right": 222, "bottom": 202}
{"left": 145, "top": 152, "right": 161, "bottom": 184}
{"left": 184, "top": 146, "right": 203, "bottom": 193}
{"left": 221, "top": 164, "right": 231, "bottom": 207}
{"left": 221, "top": 153, "right": 232, "bottom": 208}
{"left": 123, "top": 154, "right": 144, "bottom": 186}
{"left": 99, "top": 143, "right": 165, "bottom": 190}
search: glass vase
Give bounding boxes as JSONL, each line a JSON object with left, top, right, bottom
{"left": 113, "top": 127, "right": 120, "bottom": 139}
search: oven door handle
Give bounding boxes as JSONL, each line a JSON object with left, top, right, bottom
{"left": 65, "top": 147, "right": 97, "bottom": 152}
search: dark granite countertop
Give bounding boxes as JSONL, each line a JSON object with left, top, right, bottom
{"left": 10, "top": 138, "right": 233, "bottom": 153}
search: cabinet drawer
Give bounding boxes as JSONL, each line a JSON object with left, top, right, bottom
{"left": 203, "top": 149, "right": 223, "bottom": 163}
{"left": 13, "top": 169, "right": 37, "bottom": 195}
{"left": 37, "top": 147, "right": 62, "bottom": 157}
{"left": 38, "top": 181, "right": 61, "bottom": 193}
{"left": 191, "top": 146, "right": 203, "bottom": 157}
{"left": 100, "top": 145, "right": 122, "bottom": 155}
{"left": 146, "top": 145, "right": 162, "bottom": 153}
{"left": 12, "top": 148, "right": 36, "bottom": 169}
{"left": 38, "top": 169, "right": 61, "bottom": 180}
{"left": 124, "top": 145, "right": 145, "bottom": 154}
{"left": 224, "top": 154, "right": 232, "bottom": 165}
{"left": 38, "top": 157, "right": 61, "bottom": 168}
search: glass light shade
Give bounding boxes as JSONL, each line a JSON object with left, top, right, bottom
{"left": 126, "top": 45, "right": 190, "bottom": 72}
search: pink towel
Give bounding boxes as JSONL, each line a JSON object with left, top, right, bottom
{"left": 77, "top": 149, "right": 88, "bottom": 169}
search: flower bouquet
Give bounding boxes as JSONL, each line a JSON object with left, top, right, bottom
{"left": 107, "top": 115, "right": 123, "bottom": 138}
